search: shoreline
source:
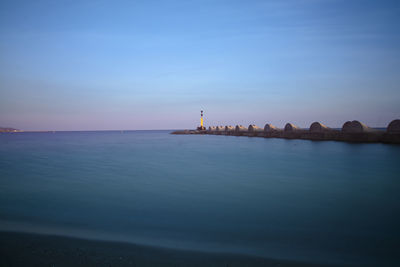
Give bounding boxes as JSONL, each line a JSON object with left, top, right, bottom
{"left": 0, "top": 231, "right": 339, "bottom": 267}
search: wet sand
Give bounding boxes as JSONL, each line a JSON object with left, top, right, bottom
{"left": 0, "top": 231, "right": 338, "bottom": 267}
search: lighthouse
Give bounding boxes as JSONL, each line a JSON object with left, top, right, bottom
{"left": 197, "top": 110, "right": 206, "bottom": 130}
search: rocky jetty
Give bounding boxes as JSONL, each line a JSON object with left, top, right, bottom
{"left": 171, "top": 129, "right": 206, "bottom": 135}
{"left": 172, "top": 119, "right": 400, "bottom": 144}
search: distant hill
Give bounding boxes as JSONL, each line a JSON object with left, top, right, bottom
{"left": 0, "top": 127, "right": 20, "bottom": 132}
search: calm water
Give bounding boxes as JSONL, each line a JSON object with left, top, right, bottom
{"left": 0, "top": 131, "right": 399, "bottom": 265}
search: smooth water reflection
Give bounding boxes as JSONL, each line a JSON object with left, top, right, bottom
{"left": 0, "top": 131, "right": 399, "bottom": 265}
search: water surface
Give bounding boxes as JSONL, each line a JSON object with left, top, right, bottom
{"left": 0, "top": 131, "right": 399, "bottom": 265}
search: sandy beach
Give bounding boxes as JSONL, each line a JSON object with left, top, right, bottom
{"left": 0, "top": 231, "right": 339, "bottom": 267}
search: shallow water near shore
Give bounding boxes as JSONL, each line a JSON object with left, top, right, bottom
{"left": 0, "top": 131, "right": 399, "bottom": 266}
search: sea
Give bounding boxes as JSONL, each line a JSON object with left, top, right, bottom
{"left": 0, "top": 130, "right": 399, "bottom": 266}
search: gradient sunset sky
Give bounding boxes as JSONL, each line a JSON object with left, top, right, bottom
{"left": 1, "top": 0, "right": 399, "bottom": 130}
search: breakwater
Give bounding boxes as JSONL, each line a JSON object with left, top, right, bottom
{"left": 172, "top": 119, "right": 400, "bottom": 144}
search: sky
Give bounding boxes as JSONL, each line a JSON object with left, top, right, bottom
{"left": 0, "top": 0, "right": 399, "bottom": 130}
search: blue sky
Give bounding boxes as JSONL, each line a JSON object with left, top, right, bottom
{"left": 1, "top": 0, "right": 399, "bottom": 130}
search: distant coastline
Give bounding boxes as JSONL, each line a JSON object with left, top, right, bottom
{"left": 0, "top": 127, "right": 21, "bottom": 133}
